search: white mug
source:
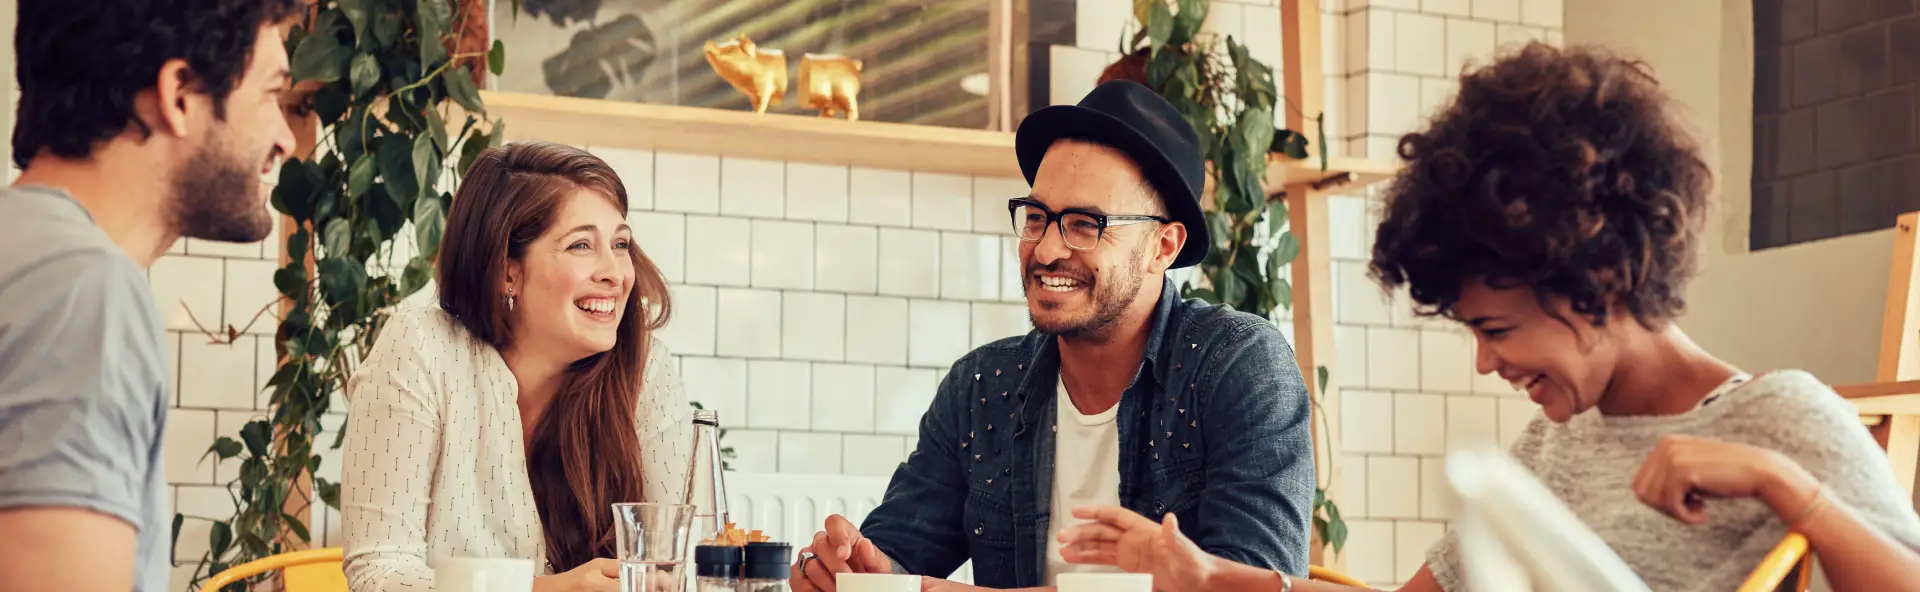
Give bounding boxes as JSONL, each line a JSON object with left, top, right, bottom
{"left": 1056, "top": 572, "right": 1153, "bottom": 592}
{"left": 436, "top": 557, "right": 536, "bottom": 592}
{"left": 836, "top": 572, "right": 920, "bottom": 592}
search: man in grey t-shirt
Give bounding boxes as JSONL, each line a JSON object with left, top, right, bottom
{"left": 0, "top": 1, "right": 298, "bottom": 589}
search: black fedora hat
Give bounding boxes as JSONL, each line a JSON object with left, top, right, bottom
{"left": 1015, "top": 80, "right": 1209, "bottom": 268}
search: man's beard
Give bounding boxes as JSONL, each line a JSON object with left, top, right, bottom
{"left": 170, "top": 130, "right": 273, "bottom": 243}
{"left": 1026, "top": 237, "right": 1150, "bottom": 340}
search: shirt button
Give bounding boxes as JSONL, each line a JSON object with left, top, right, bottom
{"left": 1154, "top": 501, "right": 1165, "bottom": 514}
{"left": 975, "top": 524, "right": 985, "bottom": 536}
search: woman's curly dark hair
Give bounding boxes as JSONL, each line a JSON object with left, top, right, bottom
{"left": 1368, "top": 42, "right": 1713, "bottom": 329}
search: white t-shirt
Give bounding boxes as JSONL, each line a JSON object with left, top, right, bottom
{"left": 1044, "top": 377, "right": 1126, "bottom": 584}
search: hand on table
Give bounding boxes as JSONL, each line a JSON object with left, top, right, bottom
{"left": 791, "top": 514, "right": 893, "bottom": 592}
{"left": 1055, "top": 505, "right": 1218, "bottom": 592}
{"left": 1632, "top": 434, "right": 1819, "bottom": 525}
{"left": 919, "top": 577, "right": 1052, "bottom": 592}
{"left": 532, "top": 558, "right": 619, "bottom": 592}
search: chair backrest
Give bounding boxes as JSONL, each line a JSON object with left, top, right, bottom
{"left": 1735, "top": 533, "right": 1813, "bottom": 592}
{"left": 203, "top": 547, "right": 347, "bottom": 592}
{"left": 1307, "top": 565, "right": 1366, "bottom": 586}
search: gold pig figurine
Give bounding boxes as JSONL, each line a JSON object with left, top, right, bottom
{"left": 799, "top": 54, "right": 863, "bottom": 121}
{"left": 704, "top": 35, "right": 788, "bottom": 114}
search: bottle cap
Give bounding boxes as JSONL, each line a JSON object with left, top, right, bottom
{"left": 695, "top": 545, "right": 744, "bottom": 579}
{"left": 742, "top": 541, "right": 792, "bottom": 580}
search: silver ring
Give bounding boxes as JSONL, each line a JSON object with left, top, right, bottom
{"left": 798, "top": 551, "right": 818, "bottom": 570}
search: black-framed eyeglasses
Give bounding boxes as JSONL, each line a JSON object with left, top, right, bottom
{"left": 1008, "top": 197, "right": 1172, "bottom": 251}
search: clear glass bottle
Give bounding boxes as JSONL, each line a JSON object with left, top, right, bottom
{"left": 693, "top": 544, "right": 742, "bottom": 592}
{"left": 682, "top": 409, "right": 731, "bottom": 543}
{"left": 738, "top": 542, "right": 791, "bottom": 592}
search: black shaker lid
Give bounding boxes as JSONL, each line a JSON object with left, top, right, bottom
{"left": 695, "top": 545, "right": 744, "bottom": 578}
{"left": 742, "top": 542, "right": 792, "bottom": 579}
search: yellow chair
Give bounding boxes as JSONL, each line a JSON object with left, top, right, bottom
{"left": 1309, "top": 564, "right": 1368, "bottom": 587}
{"left": 1736, "top": 532, "right": 1814, "bottom": 592}
{"left": 204, "top": 547, "right": 348, "bottom": 592}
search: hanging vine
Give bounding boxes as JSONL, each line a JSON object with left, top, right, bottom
{"left": 1103, "top": 0, "right": 1347, "bottom": 556}
{"left": 172, "top": 0, "right": 506, "bottom": 588}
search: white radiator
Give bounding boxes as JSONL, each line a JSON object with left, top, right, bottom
{"left": 721, "top": 471, "right": 974, "bottom": 584}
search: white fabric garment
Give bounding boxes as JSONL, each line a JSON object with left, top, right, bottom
{"left": 340, "top": 305, "right": 693, "bottom": 591}
{"left": 1044, "top": 376, "right": 1126, "bottom": 584}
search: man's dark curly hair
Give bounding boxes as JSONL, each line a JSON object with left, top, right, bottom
{"left": 1368, "top": 42, "right": 1713, "bottom": 329}
{"left": 13, "top": 0, "right": 301, "bottom": 169}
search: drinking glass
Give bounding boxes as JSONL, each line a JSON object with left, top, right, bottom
{"left": 612, "top": 502, "right": 695, "bottom": 592}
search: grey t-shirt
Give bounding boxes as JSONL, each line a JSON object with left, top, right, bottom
{"left": 0, "top": 186, "right": 171, "bottom": 591}
{"left": 1427, "top": 370, "right": 1920, "bottom": 591}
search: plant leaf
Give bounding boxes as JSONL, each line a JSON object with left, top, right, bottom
{"left": 416, "top": 0, "right": 451, "bottom": 67}
{"left": 273, "top": 160, "right": 317, "bottom": 222}
{"left": 1133, "top": 0, "right": 1155, "bottom": 28}
{"left": 291, "top": 31, "right": 346, "bottom": 83}
{"left": 458, "top": 129, "right": 491, "bottom": 177}
{"left": 323, "top": 218, "right": 352, "bottom": 257}
{"left": 1236, "top": 108, "right": 1276, "bottom": 170}
{"left": 414, "top": 195, "right": 445, "bottom": 258}
{"left": 350, "top": 53, "right": 381, "bottom": 96}
{"left": 239, "top": 421, "right": 271, "bottom": 457}
{"left": 1146, "top": 46, "right": 1180, "bottom": 89}
{"left": 378, "top": 135, "right": 419, "bottom": 210}
{"left": 348, "top": 154, "right": 376, "bottom": 201}
{"left": 1172, "top": 0, "right": 1207, "bottom": 45}
{"left": 411, "top": 132, "right": 441, "bottom": 207}
{"left": 1272, "top": 232, "right": 1301, "bottom": 267}
{"left": 210, "top": 521, "right": 233, "bottom": 558}
{"left": 444, "top": 65, "right": 485, "bottom": 114}
{"left": 1147, "top": 0, "right": 1173, "bottom": 48}
{"left": 273, "top": 264, "right": 307, "bottom": 302}
{"left": 317, "top": 257, "right": 369, "bottom": 308}
{"left": 169, "top": 513, "right": 184, "bottom": 559}
{"left": 402, "top": 255, "right": 435, "bottom": 296}
{"left": 374, "top": 10, "right": 402, "bottom": 50}
{"left": 1266, "top": 200, "right": 1289, "bottom": 237}
{"left": 317, "top": 479, "right": 343, "bottom": 509}
{"left": 283, "top": 513, "right": 312, "bottom": 543}
{"left": 426, "top": 105, "right": 449, "bottom": 153}
{"left": 340, "top": 0, "right": 371, "bottom": 45}
{"left": 1317, "top": 365, "right": 1329, "bottom": 393}
{"left": 205, "top": 437, "right": 243, "bottom": 461}
{"left": 489, "top": 39, "right": 507, "bottom": 76}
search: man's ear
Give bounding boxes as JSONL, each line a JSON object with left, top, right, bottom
{"left": 147, "top": 59, "right": 196, "bottom": 138}
{"left": 1150, "top": 221, "right": 1187, "bottom": 274}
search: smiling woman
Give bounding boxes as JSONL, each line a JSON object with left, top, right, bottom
{"left": 340, "top": 141, "right": 693, "bottom": 592}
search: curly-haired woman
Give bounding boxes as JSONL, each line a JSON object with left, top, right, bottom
{"left": 1049, "top": 42, "right": 1920, "bottom": 591}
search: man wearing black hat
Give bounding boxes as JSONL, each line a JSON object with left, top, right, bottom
{"left": 791, "top": 80, "right": 1315, "bottom": 591}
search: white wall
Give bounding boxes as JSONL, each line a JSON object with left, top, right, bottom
{"left": 1567, "top": 0, "right": 1891, "bottom": 385}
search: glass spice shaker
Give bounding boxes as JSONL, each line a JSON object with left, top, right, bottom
{"left": 738, "top": 542, "right": 792, "bottom": 592}
{"left": 693, "top": 544, "right": 743, "bottom": 592}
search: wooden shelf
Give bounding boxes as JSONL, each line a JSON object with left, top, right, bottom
{"left": 479, "top": 91, "right": 1021, "bottom": 178}
{"left": 1836, "top": 381, "right": 1920, "bottom": 415}
{"left": 477, "top": 90, "right": 1403, "bottom": 189}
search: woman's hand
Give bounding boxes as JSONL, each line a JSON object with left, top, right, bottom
{"left": 1055, "top": 505, "right": 1218, "bottom": 592}
{"left": 532, "top": 558, "right": 620, "bottom": 592}
{"left": 1632, "top": 434, "right": 1819, "bottom": 525}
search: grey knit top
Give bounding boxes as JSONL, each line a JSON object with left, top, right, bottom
{"left": 1426, "top": 370, "right": 1920, "bottom": 591}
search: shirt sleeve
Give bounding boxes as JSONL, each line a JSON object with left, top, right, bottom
{"left": 340, "top": 311, "right": 444, "bottom": 591}
{"left": 638, "top": 338, "right": 692, "bottom": 505}
{"left": 0, "top": 252, "right": 167, "bottom": 531}
{"left": 1192, "top": 320, "right": 1314, "bottom": 575}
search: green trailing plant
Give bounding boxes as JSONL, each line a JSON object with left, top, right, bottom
{"left": 1110, "top": 0, "right": 1346, "bottom": 556}
{"left": 171, "top": 0, "right": 506, "bottom": 588}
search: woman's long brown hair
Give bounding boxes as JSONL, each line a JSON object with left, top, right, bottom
{"left": 436, "top": 141, "right": 673, "bottom": 572}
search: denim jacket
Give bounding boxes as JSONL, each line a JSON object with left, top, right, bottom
{"left": 860, "top": 278, "right": 1316, "bottom": 588}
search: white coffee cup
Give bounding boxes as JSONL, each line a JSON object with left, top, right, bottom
{"left": 1056, "top": 572, "right": 1153, "bottom": 592}
{"left": 436, "top": 557, "right": 536, "bottom": 592}
{"left": 837, "top": 572, "right": 920, "bottom": 592}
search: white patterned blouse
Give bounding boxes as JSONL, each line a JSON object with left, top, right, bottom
{"left": 339, "top": 304, "right": 692, "bottom": 591}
